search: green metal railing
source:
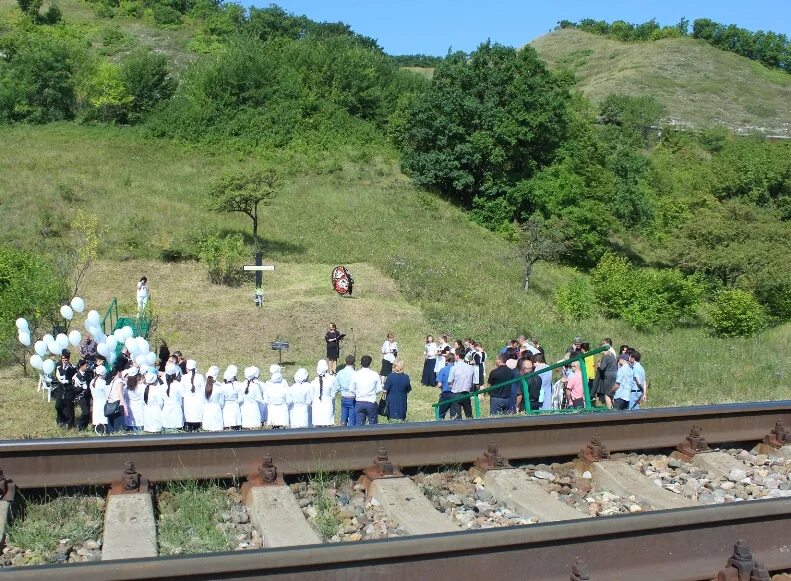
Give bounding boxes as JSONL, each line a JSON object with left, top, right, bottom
{"left": 101, "top": 298, "right": 119, "bottom": 336}
{"left": 432, "top": 344, "right": 611, "bottom": 420}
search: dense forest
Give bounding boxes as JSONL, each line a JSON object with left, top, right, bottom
{"left": 1, "top": 2, "right": 791, "bottom": 365}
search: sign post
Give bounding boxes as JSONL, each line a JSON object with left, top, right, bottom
{"left": 243, "top": 263, "right": 275, "bottom": 306}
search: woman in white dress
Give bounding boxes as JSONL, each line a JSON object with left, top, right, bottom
{"left": 264, "top": 366, "right": 289, "bottom": 428}
{"left": 123, "top": 367, "right": 145, "bottom": 431}
{"left": 106, "top": 369, "right": 126, "bottom": 434}
{"left": 201, "top": 365, "right": 225, "bottom": 431}
{"left": 142, "top": 370, "right": 165, "bottom": 433}
{"left": 89, "top": 365, "right": 108, "bottom": 435}
{"left": 136, "top": 276, "right": 149, "bottom": 312}
{"left": 161, "top": 363, "right": 184, "bottom": 431}
{"left": 289, "top": 368, "right": 312, "bottom": 428}
{"left": 240, "top": 366, "right": 262, "bottom": 429}
{"left": 311, "top": 360, "right": 337, "bottom": 427}
{"left": 221, "top": 365, "right": 242, "bottom": 430}
{"left": 182, "top": 360, "right": 205, "bottom": 431}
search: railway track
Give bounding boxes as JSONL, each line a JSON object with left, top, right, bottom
{"left": 0, "top": 401, "right": 789, "bottom": 580}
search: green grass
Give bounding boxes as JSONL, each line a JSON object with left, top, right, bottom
{"left": 307, "top": 468, "right": 347, "bottom": 542}
{"left": 531, "top": 29, "right": 791, "bottom": 136}
{"left": 0, "top": 124, "right": 789, "bottom": 440}
{"left": 6, "top": 493, "right": 104, "bottom": 564}
{"left": 156, "top": 479, "right": 234, "bottom": 555}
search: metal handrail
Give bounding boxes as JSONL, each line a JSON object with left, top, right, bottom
{"left": 432, "top": 344, "right": 612, "bottom": 419}
{"left": 101, "top": 298, "right": 118, "bottom": 335}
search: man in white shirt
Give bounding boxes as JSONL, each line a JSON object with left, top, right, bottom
{"left": 448, "top": 349, "right": 475, "bottom": 420}
{"left": 351, "top": 355, "right": 383, "bottom": 425}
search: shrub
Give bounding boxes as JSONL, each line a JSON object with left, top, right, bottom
{"left": 153, "top": 4, "right": 182, "bottom": 26}
{"left": 753, "top": 270, "right": 791, "bottom": 321}
{"left": 120, "top": 49, "right": 176, "bottom": 123}
{"left": 709, "top": 289, "right": 767, "bottom": 337}
{"left": 198, "top": 233, "right": 247, "bottom": 286}
{"left": 622, "top": 269, "right": 704, "bottom": 330}
{"left": 77, "top": 60, "right": 132, "bottom": 123}
{"left": 554, "top": 275, "right": 596, "bottom": 321}
{"left": 590, "top": 253, "right": 634, "bottom": 318}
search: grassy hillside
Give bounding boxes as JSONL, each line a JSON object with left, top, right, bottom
{"left": 531, "top": 28, "right": 791, "bottom": 136}
{"left": 0, "top": 123, "right": 789, "bottom": 438}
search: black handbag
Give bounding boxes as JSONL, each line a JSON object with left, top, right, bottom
{"left": 377, "top": 394, "right": 389, "bottom": 417}
{"left": 104, "top": 400, "right": 121, "bottom": 418}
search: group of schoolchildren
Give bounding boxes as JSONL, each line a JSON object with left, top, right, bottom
{"left": 51, "top": 346, "right": 347, "bottom": 433}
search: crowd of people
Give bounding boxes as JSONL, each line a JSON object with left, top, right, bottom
{"left": 45, "top": 325, "right": 647, "bottom": 433}
{"left": 417, "top": 334, "right": 647, "bottom": 420}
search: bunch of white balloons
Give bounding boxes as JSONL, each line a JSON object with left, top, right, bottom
{"left": 19, "top": 296, "right": 158, "bottom": 376}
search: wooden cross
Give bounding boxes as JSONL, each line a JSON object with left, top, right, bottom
{"left": 243, "top": 253, "right": 274, "bottom": 305}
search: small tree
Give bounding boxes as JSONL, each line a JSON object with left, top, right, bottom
{"left": 208, "top": 169, "right": 279, "bottom": 251}
{"left": 516, "top": 213, "right": 567, "bottom": 290}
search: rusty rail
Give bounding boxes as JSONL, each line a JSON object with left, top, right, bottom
{"left": 0, "top": 401, "right": 789, "bottom": 488}
{"left": 7, "top": 499, "right": 791, "bottom": 580}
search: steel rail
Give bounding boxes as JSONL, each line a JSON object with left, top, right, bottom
{"left": 0, "top": 401, "right": 788, "bottom": 488}
{"left": 7, "top": 498, "right": 791, "bottom": 580}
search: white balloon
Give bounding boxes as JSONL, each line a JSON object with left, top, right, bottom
{"left": 42, "top": 359, "right": 55, "bottom": 375}
{"left": 30, "top": 354, "right": 44, "bottom": 370}
{"left": 134, "top": 354, "right": 146, "bottom": 366}
{"left": 15, "top": 318, "right": 29, "bottom": 330}
{"left": 105, "top": 336, "right": 118, "bottom": 351}
{"left": 124, "top": 337, "right": 137, "bottom": 353}
{"left": 87, "top": 310, "right": 101, "bottom": 325}
{"left": 68, "top": 330, "right": 82, "bottom": 347}
{"left": 122, "top": 326, "right": 134, "bottom": 339}
{"left": 48, "top": 341, "right": 60, "bottom": 355}
{"left": 135, "top": 337, "right": 148, "bottom": 354}
{"left": 97, "top": 343, "right": 109, "bottom": 357}
{"left": 106, "top": 351, "right": 116, "bottom": 365}
{"left": 18, "top": 331, "right": 31, "bottom": 346}
{"left": 94, "top": 331, "right": 106, "bottom": 344}
{"left": 56, "top": 334, "right": 69, "bottom": 352}
{"left": 113, "top": 329, "right": 125, "bottom": 342}
{"left": 145, "top": 352, "right": 156, "bottom": 366}
{"left": 70, "top": 297, "right": 85, "bottom": 313}
{"left": 34, "top": 340, "right": 47, "bottom": 357}
{"left": 42, "top": 334, "right": 54, "bottom": 345}
{"left": 60, "top": 305, "right": 74, "bottom": 320}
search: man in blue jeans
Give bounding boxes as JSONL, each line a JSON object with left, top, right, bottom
{"left": 335, "top": 354, "right": 357, "bottom": 426}
{"left": 350, "top": 355, "right": 383, "bottom": 425}
{"left": 435, "top": 353, "right": 455, "bottom": 419}
{"left": 487, "top": 353, "right": 516, "bottom": 415}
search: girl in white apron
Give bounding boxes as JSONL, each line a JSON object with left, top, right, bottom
{"left": 289, "top": 368, "right": 312, "bottom": 428}
{"left": 264, "top": 366, "right": 289, "bottom": 428}
{"left": 123, "top": 367, "right": 145, "bottom": 431}
{"left": 240, "top": 366, "right": 262, "bottom": 429}
{"left": 311, "top": 360, "right": 337, "bottom": 427}
{"left": 143, "top": 370, "right": 165, "bottom": 433}
{"left": 182, "top": 360, "right": 204, "bottom": 431}
{"left": 221, "top": 365, "right": 242, "bottom": 430}
{"left": 89, "top": 365, "right": 108, "bottom": 435}
{"left": 201, "top": 366, "right": 224, "bottom": 431}
{"left": 161, "top": 363, "right": 184, "bottom": 431}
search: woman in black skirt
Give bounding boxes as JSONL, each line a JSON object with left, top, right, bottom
{"left": 421, "top": 335, "right": 437, "bottom": 386}
{"left": 325, "top": 323, "right": 344, "bottom": 374}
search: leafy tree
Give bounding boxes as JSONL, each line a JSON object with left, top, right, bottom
{"left": 400, "top": 41, "right": 571, "bottom": 230}
{"left": 622, "top": 269, "right": 704, "bottom": 330}
{"left": 208, "top": 169, "right": 279, "bottom": 250}
{"left": 599, "top": 94, "right": 666, "bottom": 146}
{"left": 668, "top": 201, "right": 788, "bottom": 287}
{"left": 709, "top": 289, "right": 767, "bottom": 337}
{"left": 0, "top": 33, "right": 84, "bottom": 123}
{"left": 120, "top": 49, "right": 176, "bottom": 123}
{"left": 77, "top": 60, "right": 133, "bottom": 123}
{"left": 0, "top": 245, "right": 65, "bottom": 367}
{"left": 515, "top": 213, "right": 567, "bottom": 290}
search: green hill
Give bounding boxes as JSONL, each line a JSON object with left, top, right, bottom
{"left": 531, "top": 28, "right": 791, "bottom": 136}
